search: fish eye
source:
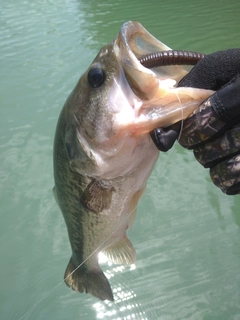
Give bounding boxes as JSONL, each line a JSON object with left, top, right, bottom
{"left": 87, "top": 67, "right": 105, "bottom": 88}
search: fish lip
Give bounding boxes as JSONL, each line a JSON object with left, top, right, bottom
{"left": 115, "top": 21, "right": 171, "bottom": 100}
{"left": 114, "top": 21, "right": 189, "bottom": 101}
{"left": 119, "top": 20, "right": 172, "bottom": 59}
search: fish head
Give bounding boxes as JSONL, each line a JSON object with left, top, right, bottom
{"left": 65, "top": 21, "right": 189, "bottom": 147}
{"left": 63, "top": 21, "right": 212, "bottom": 177}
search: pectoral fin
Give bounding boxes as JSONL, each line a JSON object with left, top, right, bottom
{"left": 81, "top": 179, "right": 115, "bottom": 213}
{"left": 103, "top": 236, "right": 136, "bottom": 265}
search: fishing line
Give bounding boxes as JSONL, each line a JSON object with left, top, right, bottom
{"left": 18, "top": 279, "right": 65, "bottom": 320}
{"left": 153, "top": 88, "right": 185, "bottom": 179}
{"left": 18, "top": 202, "right": 139, "bottom": 320}
{"left": 19, "top": 133, "right": 182, "bottom": 320}
{"left": 175, "top": 90, "right": 184, "bottom": 142}
{"left": 19, "top": 82, "right": 186, "bottom": 320}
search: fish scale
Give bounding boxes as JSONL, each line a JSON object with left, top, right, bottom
{"left": 53, "top": 21, "right": 214, "bottom": 301}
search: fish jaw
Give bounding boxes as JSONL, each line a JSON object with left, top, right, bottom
{"left": 116, "top": 21, "right": 189, "bottom": 100}
{"left": 119, "top": 86, "right": 215, "bottom": 134}
{"left": 112, "top": 21, "right": 215, "bottom": 134}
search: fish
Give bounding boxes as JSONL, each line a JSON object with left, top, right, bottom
{"left": 53, "top": 21, "right": 214, "bottom": 301}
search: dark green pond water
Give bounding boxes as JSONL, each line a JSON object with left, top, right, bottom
{"left": 1, "top": 0, "right": 240, "bottom": 319}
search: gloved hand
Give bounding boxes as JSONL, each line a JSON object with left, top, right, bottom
{"left": 150, "top": 49, "right": 240, "bottom": 195}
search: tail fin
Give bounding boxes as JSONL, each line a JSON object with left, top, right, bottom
{"left": 64, "top": 258, "right": 114, "bottom": 301}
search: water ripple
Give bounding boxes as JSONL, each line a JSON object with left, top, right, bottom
{"left": 1, "top": 0, "right": 240, "bottom": 319}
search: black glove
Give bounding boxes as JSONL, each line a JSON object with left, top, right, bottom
{"left": 150, "top": 49, "right": 240, "bottom": 195}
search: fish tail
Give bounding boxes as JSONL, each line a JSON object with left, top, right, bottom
{"left": 64, "top": 258, "right": 114, "bottom": 301}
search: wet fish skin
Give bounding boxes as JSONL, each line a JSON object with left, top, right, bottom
{"left": 53, "top": 21, "right": 214, "bottom": 301}
{"left": 53, "top": 87, "right": 155, "bottom": 301}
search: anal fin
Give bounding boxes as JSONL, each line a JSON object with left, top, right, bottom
{"left": 103, "top": 236, "right": 136, "bottom": 265}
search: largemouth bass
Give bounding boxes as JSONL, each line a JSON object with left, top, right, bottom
{"left": 53, "top": 21, "right": 214, "bottom": 301}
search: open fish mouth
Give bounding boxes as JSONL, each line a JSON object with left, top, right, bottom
{"left": 111, "top": 21, "right": 213, "bottom": 133}
{"left": 114, "top": 21, "right": 190, "bottom": 101}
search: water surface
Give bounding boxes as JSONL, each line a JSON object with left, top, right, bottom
{"left": 1, "top": 0, "right": 240, "bottom": 319}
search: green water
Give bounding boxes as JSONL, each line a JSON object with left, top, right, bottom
{"left": 1, "top": 0, "right": 240, "bottom": 319}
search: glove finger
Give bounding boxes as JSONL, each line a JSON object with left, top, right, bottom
{"left": 210, "top": 154, "right": 240, "bottom": 195}
{"left": 178, "top": 49, "right": 240, "bottom": 90}
{"left": 193, "top": 125, "right": 240, "bottom": 168}
{"left": 178, "top": 98, "right": 226, "bottom": 149}
{"left": 210, "top": 75, "right": 240, "bottom": 122}
{"left": 179, "top": 75, "right": 240, "bottom": 149}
